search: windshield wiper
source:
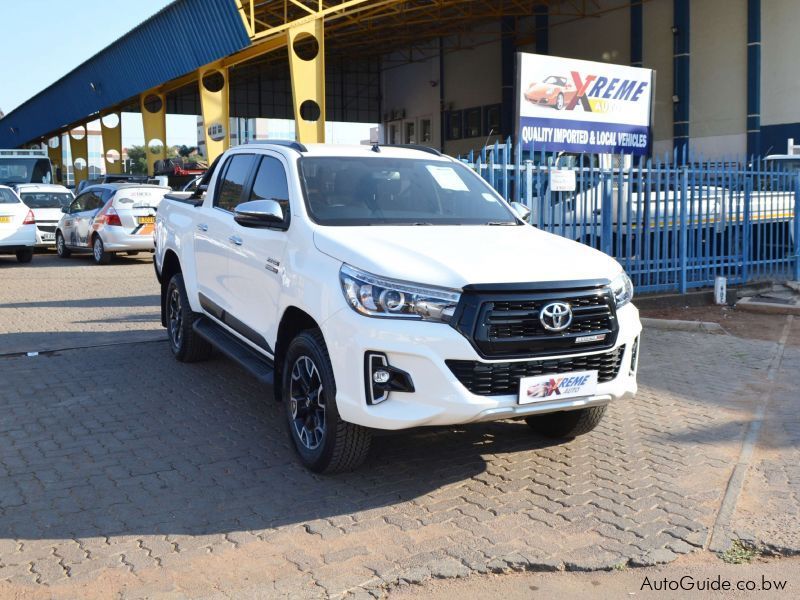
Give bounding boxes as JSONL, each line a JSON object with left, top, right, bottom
{"left": 485, "top": 221, "right": 517, "bottom": 226}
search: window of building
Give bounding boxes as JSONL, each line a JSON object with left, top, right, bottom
{"left": 405, "top": 121, "right": 416, "bottom": 144}
{"left": 484, "top": 104, "right": 501, "bottom": 136}
{"left": 465, "top": 108, "right": 482, "bottom": 138}
{"left": 447, "top": 110, "right": 463, "bottom": 140}
{"left": 420, "top": 118, "right": 432, "bottom": 143}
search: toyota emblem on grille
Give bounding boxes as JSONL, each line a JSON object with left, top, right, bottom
{"left": 540, "top": 301, "right": 573, "bottom": 332}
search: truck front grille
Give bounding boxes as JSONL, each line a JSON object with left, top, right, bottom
{"left": 446, "top": 345, "right": 625, "bottom": 396}
{"left": 451, "top": 284, "right": 618, "bottom": 359}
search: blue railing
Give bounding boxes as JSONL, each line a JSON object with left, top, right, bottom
{"left": 460, "top": 139, "right": 800, "bottom": 294}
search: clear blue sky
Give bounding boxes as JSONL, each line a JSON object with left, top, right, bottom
{"left": 0, "top": 0, "right": 196, "bottom": 146}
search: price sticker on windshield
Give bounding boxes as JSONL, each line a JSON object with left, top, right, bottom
{"left": 426, "top": 166, "right": 469, "bottom": 192}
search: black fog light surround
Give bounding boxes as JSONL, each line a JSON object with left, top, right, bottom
{"left": 365, "top": 352, "right": 415, "bottom": 405}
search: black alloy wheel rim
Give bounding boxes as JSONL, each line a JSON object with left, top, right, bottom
{"left": 167, "top": 286, "right": 183, "bottom": 349}
{"left": 289, "top": 355, "right": 326, "bottom": 450}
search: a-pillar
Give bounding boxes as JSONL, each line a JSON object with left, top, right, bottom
{"left": 101, "top": 113, "right": 123, "bottom": 174}
{"left": 198, "top": 64, "right": 230, "bottom": 164}
{"left": 69, "top": 126, "right": 90, "bottom": 188}
{"left": 140, "top": 92, "right": 167, "bottom": 176}
{"left": 288, "top": 18, "right": 326, "bottom": 143}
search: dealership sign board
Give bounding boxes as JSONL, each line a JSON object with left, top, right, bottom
{"left": 517, "top": 52, "right": 654, "bottom": 156}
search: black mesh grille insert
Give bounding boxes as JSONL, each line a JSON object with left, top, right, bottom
{"left": 446, "top": 345, "right": 625, "bottom": 396}
{"left": 451, "top": 286, "right": 619, "bottom": 358}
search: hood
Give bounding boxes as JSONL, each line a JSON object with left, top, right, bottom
{"left": 313, "top": 225, "right": 621, "bottom": 290}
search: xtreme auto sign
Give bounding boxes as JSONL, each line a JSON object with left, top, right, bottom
{"left": 516, "top": 52, "right": 654, "bottom": 156}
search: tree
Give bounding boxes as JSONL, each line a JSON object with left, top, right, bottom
{"left": 125, "top": 145, "right": 148, "bottom": 174}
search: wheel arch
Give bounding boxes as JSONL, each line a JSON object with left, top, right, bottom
{"left": 160, "top": 250, "right": 183, "bottom": 327}
{"left": 274, "top": 306, "right": 322, "bottom": 402}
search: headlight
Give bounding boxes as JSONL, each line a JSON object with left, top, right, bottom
{"left": 610, "top": 272, "right": 634, "bottom": 308}
{"left": 340, "top": 264, "right": 460, "bottom": 323}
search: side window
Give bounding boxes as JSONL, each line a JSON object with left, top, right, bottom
{"left": 249, "top": 156, "right": 290, "bottom": 226}
{"left": 215, "top": 154, "right": 256, "bottom": 212}
{"left": 71, "top": 193, "right": 89, "bottom": 213}
{"left": 84, "top": 191, "right": 104, "bottom": 212}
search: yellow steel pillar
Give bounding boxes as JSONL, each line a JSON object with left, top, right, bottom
{"left": 47, "top": 134, "right": 64, "bottom": 184}
{"left": 140, "top": 92, "right": 167, "bottom": 176}
{"left": 198, "top": 64, "right": 230, "bottom": 164}
{"left": 100, "top": 112, "right": 123, "bottom": 174}
{"left": 69, "top": 126, "right": 89, "bottom": 188}
{"left": 288, "top": 18, "right": 326, "bottom": 143}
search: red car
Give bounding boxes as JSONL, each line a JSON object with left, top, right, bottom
{"left": 524, "top": 75, "right": 577, "bottom": 110}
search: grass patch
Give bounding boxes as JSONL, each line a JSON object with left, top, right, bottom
{"left": 719, "top": 540, "right": 760, "bottom": 564}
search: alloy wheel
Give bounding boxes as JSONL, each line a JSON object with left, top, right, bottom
{"left": 93, "top": 238, "right": 103, "bottom": 262}
{"left": 167, "top": 285, "right": 183, "bottom": 349}
{"left": 289, "top": 356, "right": 326, "bottom": 450}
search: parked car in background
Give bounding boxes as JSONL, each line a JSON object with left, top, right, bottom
{"left": 75, "top": 174, "right": 160, "bottom": 195}
{"left": 0, "top": 184, "right": 36, "bottom": 263}
{"left": 524, "top": 75, "right": 577, "bottom": 110}
{"left": 15, "top": 183, "right": 74, "bottom": 247}
{"left": 56, "top": 183, "right": 170, "bottom": 264}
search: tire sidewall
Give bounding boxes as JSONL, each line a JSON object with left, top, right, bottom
{"left": 56, "top": 233, "right": 68, "bottom": 257}
{"left": 282, "top": 332, "right": 341, "bottom": 471}
{"left": 166, "top": 273, "right": 189, "bottom": 359}
{"left": 93, "top": 236, "right": 105, "bottom": 264}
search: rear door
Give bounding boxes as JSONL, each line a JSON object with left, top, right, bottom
{"left": 69, "top": 190, "right": 105, "bottom": 247}
{"left": 195, "top": 153, "right": 258, "bottom": 322}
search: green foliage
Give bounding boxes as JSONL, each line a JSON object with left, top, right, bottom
{"left": 125, "top": 145, "right": 147, "bottom": 174}
{"left": 719, "top": 540, "right": 760, "bottom": 564}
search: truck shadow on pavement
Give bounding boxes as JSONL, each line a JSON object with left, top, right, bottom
{"left": 0, "top": 339, "right": 560, "bottom": 542}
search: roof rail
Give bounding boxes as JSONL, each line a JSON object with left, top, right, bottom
{"left": 265, "top": 140, "right": 308, "bottom": 153}
{"left": 382, "top": 144, "right": 442, "bottom": 156}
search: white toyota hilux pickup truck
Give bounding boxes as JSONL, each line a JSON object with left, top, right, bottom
{"left": 154, "top": 142, "right": 641, "bottom": 473}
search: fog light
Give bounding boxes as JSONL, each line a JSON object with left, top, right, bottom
{"left": 373, "top": 369, "right": 391, "bottom": 384}
{"left": 364, "top": 352, "right": 415, "bottom": 405}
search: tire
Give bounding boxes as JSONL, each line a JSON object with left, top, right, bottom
{"left": 16, "top": 248, "right": 33, "bottom": 263}
{"left": 165, "top": 273, "right": 213, "bottom": 363}
{"left": 556, "top": 93, "right": 565, "bottom": 110}
{"left": 525, "top": 405, "right": 607, "bottom": 439}
{"left": 282, "top": 329, "right": 371, "bottom": 473}
{"left": 92, "top": 235, "right": 112, "bottom": 265}
{"left": 56, "top": 232, "right": 71, "bottom": 258}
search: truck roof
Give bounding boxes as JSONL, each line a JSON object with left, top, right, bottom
{"left": 238, "top": 142, "right": 448, "bottom": 160}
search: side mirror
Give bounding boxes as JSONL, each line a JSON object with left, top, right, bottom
{"left": 61, "top": 206, "right": 69, "bottom": 213}
{"left": 510, "top": 201, "right": 531, "bottom": 222}
{"left": 234, "top": 199, "right": 285, "bottom": 228}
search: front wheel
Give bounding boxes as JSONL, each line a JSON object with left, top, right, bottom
{"left": 525, "top": 405, "right": 607, "bottom": 438}
{"left": 283, "top": 330, "right": 371, "bottom": 473}
{"left": 555, "top": 93, "right": 565, "bottom": 110}
{"left": 92, "top": 236, "right": 112, "bottom": 265}
{"left": 56, "top": 232, "right": 71, "bottom": 258}
{"left": 16, "top": 248, "right": 33, "bottom": 263}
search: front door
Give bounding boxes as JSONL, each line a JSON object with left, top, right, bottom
{"left": 225, "top": 153, "right": 291, "bottom": 357}
{"left": 64, "top": 190, "right": 104, "bottom": 247}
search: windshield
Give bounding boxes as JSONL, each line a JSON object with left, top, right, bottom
{"left": 0, "top": 158, "right": 52, "bottom": 185}
{"left": 20, "top": 192, "right": 73, "bottom": 209}
{"left": 299, "top": 157, "right": 518, "bottom": 226}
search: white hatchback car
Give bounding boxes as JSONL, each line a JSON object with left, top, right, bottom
{"left": 15, "top": 183, "right": 74, "bottom": 247}
{"left": 0, "top": 185, "right": 36, "bottom": 263}
{"left": 56, "top": 183, "right": 170, "bottom": 264}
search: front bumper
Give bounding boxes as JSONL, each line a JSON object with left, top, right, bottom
{"left": 323, "top": 303, "right": 641, "bottom": 430}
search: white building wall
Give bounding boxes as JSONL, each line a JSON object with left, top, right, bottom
{"left": 643, "top": 0, "right": 673, "bottom": 156}
{"left": 761, "top": 0, "right": 800, "bottom": 127}
{"left": 689, "top": 0, "right": 747, "bottom": 158}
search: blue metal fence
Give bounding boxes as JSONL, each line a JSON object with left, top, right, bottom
{"left": 461, "top": 139, "right": 800, "bottom": 294}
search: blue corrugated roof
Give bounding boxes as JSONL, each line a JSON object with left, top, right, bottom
{"left": 0, "top": 0, "right": 250, "bottom": 147}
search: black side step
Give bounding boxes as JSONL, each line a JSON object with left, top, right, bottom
{"left": 193, "top": 317, "right": 275, "bottom": 387}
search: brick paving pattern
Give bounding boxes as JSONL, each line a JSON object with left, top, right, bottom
{"left": 0, "top": 255, "right": 797, "bottom": 599}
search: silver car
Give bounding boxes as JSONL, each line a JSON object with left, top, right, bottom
{"left": 55, "top": 183, "right": 170, "bottom": 264}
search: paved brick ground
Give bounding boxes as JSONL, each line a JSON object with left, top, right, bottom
{"left": 0, "top": 255, "right": 797, "bottom": 599}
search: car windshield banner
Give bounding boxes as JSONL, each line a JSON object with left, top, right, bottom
{"left": 516, "top": 52, "right": 654, "bottom": 156}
